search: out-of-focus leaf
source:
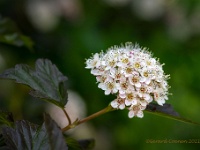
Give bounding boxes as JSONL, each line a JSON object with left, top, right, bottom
{"left": 0, "top": 59, "right": 68, "bottom": 108}
{"left": 1, "top": 114, "right": 68, "bottom": 150}
{"left": 145, "top": 103, "right": 200, "bottom": 126}
{"left": 65, "top": 137, "right": 82, "bottom": 150}
{"left": 0, "top": 110, "right": 14, "bottom": 127}
{"left": 44, "top": 114, "right": 68, "bottom": 150}
{"left": 0, "top": 17, "right": 34, "bottom": 50}
{"left": 78, "top": 139, "right": 95, "bottom": 150}
{"left": 0, "top": 134, "right": 9, "bottom": 150}
{"left": 64, "top": 137, "right": 95, "bottom": 150}
{"left": 146, "top": 103, "right": 179, "bottom": 117}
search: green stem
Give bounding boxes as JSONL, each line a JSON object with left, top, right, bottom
{"left": 62, "top": 105, "right": 116, "bottom": 132}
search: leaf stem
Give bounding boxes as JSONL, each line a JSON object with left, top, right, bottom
{"left": 62, "top": 105, "right": 116, "bottom": 132}
{"left": 62, "top": 108, "right": 72, "bottom": 125}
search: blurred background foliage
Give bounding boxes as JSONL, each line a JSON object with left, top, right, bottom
{"left": 0, "top": 0, "right": 200, "bottom": 150}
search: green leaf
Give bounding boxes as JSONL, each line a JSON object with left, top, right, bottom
{"left": 0, "top": 17, "right": 34, "bottom": 50}
{"left": 145, "top": 103, "right": 200, "bottom": 126}
{"left": 0, "top": 110, "right": 14, "bottom": 128}
{"left": 0, "top": 59, "right": 68, "bottom": 108}
{"left": 1, "top": 114, "right": 68, "bottom": 150}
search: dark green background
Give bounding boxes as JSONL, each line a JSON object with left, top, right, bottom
{"left": 0, "top": 0, "right": 200, "bottom": 149}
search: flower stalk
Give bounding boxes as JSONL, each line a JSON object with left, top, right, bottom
{"left": 62, "top": 105, "right": 116, "bottom": 132}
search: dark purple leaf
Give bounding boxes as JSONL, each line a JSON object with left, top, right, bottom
{"left": 0, "top": 59, "right": 68, "bottom": 108}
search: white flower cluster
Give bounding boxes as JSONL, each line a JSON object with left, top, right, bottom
{"left": 85, "top": 42, "right": 170, "bottom": 118}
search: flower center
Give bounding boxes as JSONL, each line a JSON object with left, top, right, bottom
{"left": 108, "top": 82, "right": 114, "bottom": 89}
{"left": 132, "top": 77, "right": 138, "bottom": 83}
{"left": 143, "top": 71, "right": 148, "bottom": 77}
{"left": 127, "top": 93, "right": 134, "bottom": 100}
{"left": 134, "top": 62, "right": 140, "bottom": 68}
{"left": 126, "top": 67, "right": 133, "bottom": 74}
{"left": 116, "top": 73, "right": 121, "bottom": 79}
{"left": 122, "top": 58, "right": 129, "bottom": 64}
{"left": 121, "top": 83, "right": 128, "bottom": 90}
{"left": 117, "top": 97, "right": 124, "bottom": 104}
{"left": 140, "top": 87, "right": 146, "bottom": 93}
{"left": 92, "top": 61, "right": 97, "bottom": 66}
{"left": 154, "top": 92, "right": 159, "bottom": 99}
{"left": 101, "top": 76, "right": 106, "bottom": 82}
{"left": 146, "top": 61, "right": 151, "bottom": 65}
{"left": 109, "top": 60, "right": 115, "bottom": 67}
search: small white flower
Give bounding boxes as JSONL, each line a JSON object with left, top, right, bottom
{"left": 125, "top": 92, "right": 137, "bottom": 106}
{"left": 85, "top": 53, "right": 101, "bottom": 69}
{"left": 85, "top": 42, "right": 170, "bottom": 118}
{"left": 119, "top": 82, "right": 129, "bottom": 94}
{"left": 117, "top": 54, "right": 130, "bottom": 68}
{"left": 111, "top": 97, "right": 125, "bottom": 110}
{"left": 105, "top": 58, "right": 117, "bottom": 71}
{"left": 141, "top": 69, "right": 152, "bottom": 84}
{"left": 99, "top": 81, "right": 119, "bottom": 95}
{"left": 128, "top": 104, "right": 145, "bottom": 118}
{"left": 129, "top": 75, "right": 141, "bottom": 88}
